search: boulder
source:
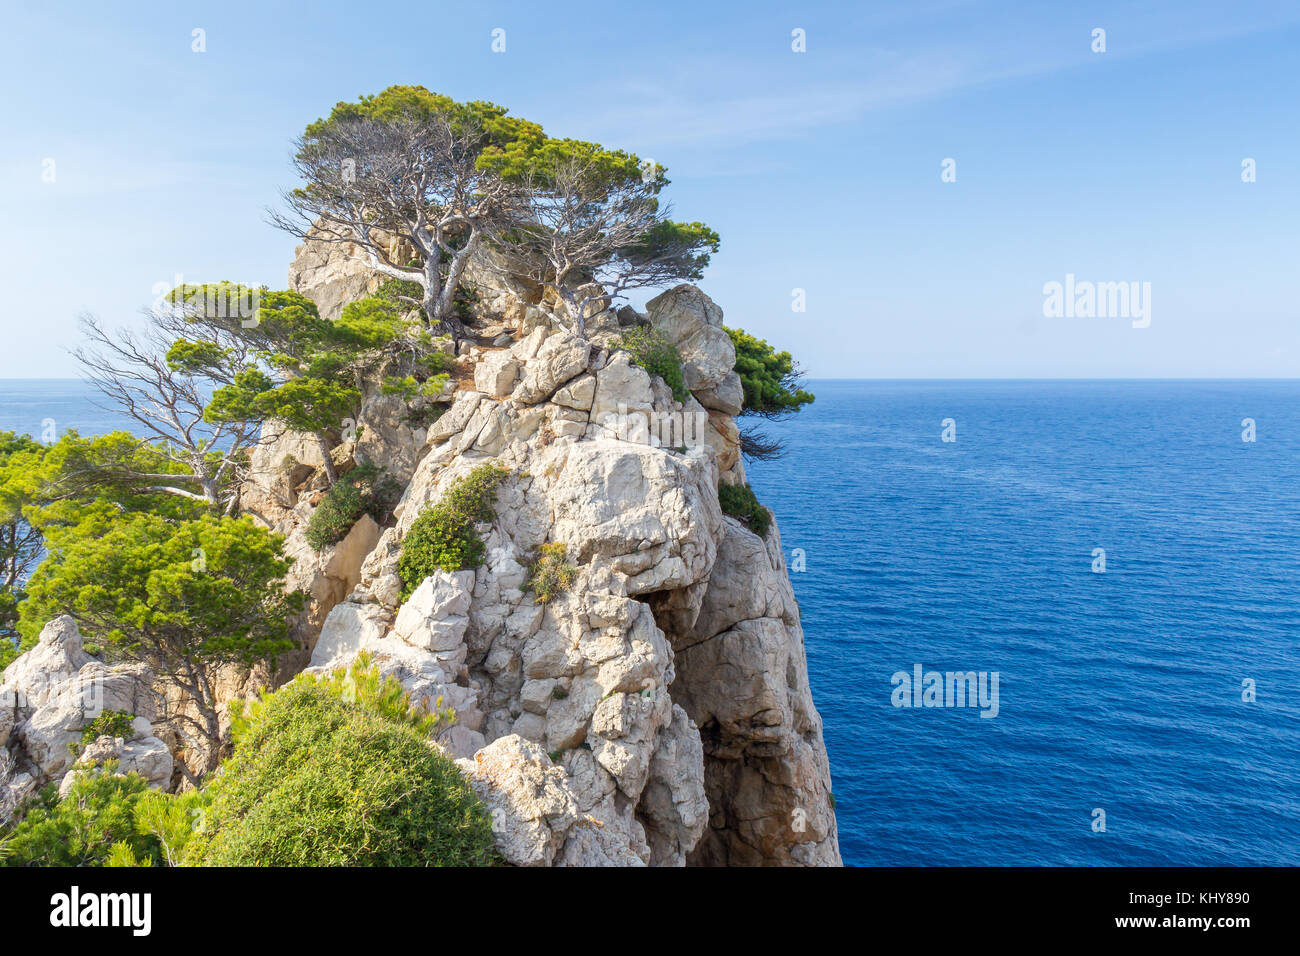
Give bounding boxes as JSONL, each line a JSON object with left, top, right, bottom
{"left": 694, "top": 370, "right": 745, "bottom": 416}
{"left": 473, "top": 350, "right": 521, "bottom": 399}
{"left": 512, "top": 331, "right": 591, "bottom": 404}
{"left": 457, "top": 734, "right": 581, "bottom": 866}
{"left": 0, "top": 618, "right": 174, "bottom": 822}
{"left": 308, "top": 602, "right": 388, "bottom": 671}
{"left": 645, "top": 284, "right": 736, "bottom": 392}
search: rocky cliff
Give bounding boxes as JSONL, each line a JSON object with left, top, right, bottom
{"left": 0, "top": 239, "right": 840, "bottom": 866}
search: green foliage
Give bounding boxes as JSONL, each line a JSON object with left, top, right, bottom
{"left": 719, "top": 483, "right": 772, "bottom": 538}
{"left": 132, "top": 788, "right": 208, "bottom": 867}
{"left": 105, "top": 840, "right": 153, "bottom": 867}
{"left": 1, "top": 429, "right": 207, "bottom": 667}
{"left": 618, "top": 220, "right": 720, "bottom": 279}
{"left": 398, "top": 464, "right": 509, "bottom": 599}
{"left": 188, "top": 662, "right": 495, "bottom": 866}
{"left": 335, "top": 294, "right": 409, "bottom": 350}
{"left": 232, "top": 654, "right": 451, "bottom": 742}
{"left": 77, "top": 710, "right": 136, "bottom": 750}
{"left": 526, "top": 543, "right": 577, "bottom": 604}
{"left": 725, "top": 327, "right": 815, "bottom": 418}
{"left": 0, "top": 766, "right": 162, "bottom": 868}
{"left": 616, "top": 327, "right": 689, "bottom": 402}
{"left": 18, "top": 512, "right": 302, "bottom": 672}
{"left": 300, "top": 87, "right": 717, "bottom": 322}
{"left": 305, "top": 464, "right": 402, "bottom": 551}
{"left": 210, "top": 366, "right": 358, "bottom": 446}
{"left": 0, "top": 431, "right": 46, "bottom": 667}
{"left": 305, "top": 85, "right": 643, "bottom": 189}
{"left": 371, "top": 278, "right": 425, "bottom": 308}
{"left": 198, "top": 286, "right": 434, "bottom": 467}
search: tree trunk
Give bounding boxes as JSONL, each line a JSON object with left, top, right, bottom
{"left": 421, "top": 253, "right": 443, "bottom": 330}
{"left": 562, "top": 289, "right": 587, "bottom": 340}
{"left": 316, "top": 433, "right": 338, "bottom": 484}
{"left": 434, "top": 232, "right": 479, "bottom": 341}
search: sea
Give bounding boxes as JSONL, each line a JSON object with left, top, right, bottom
{"left": 4, "top": 378, "right": 1299, "bottom": 866}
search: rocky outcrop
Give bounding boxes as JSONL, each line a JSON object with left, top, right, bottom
{"left": 287, "top": 234, "right": 385, "bottom": 321}
{"left": 1, "top": 241, "right": 839, "bottom": 866}
{"left": 1, "top": 617, "right": 173, "bottom": 823}
{"left": 281, "top": 241, "right": 840, "bottom": 866}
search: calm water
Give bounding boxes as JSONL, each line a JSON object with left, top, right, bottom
{"left": 0, "top": 379, "right": 127, "bottom": 440}
{"left": 748, "top": 380, "right": 1300, "bottom": 866}
{"left": 4, "top": 379, "right": 1299, "bottom": 866}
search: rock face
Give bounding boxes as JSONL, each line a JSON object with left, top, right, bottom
{"left": 1, "top": 617, "right": 174, "bottom": 823}
{"left": 285, "top": 243, "right": 840, "bottom": 866}
{"left": 671, "top": 518, "right": 839, "bottom": 865}
{"left": 1, "top": 242, "right": 839, "bottom": 866}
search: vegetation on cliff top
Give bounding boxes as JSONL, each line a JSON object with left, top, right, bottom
{"left": 272, "top": 85, "right": 717, "bottom": 339}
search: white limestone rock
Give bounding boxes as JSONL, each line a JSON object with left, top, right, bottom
{"left": 511, "top": 331, "right": 591, "bottom": 404}
{"left": 645, "top": 284, "right": 736, "bottom": 391}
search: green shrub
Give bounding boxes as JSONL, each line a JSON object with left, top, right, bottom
{"left": 75, "top": 710, "right": 137, "bottom": 754}
{"left": 306, "top": 463, "right": 402, "bottom": 551}
{"left": 187, "top": 662, "right": 496, "bottom": 867}
{"left": 398, "top": 463, "right": 509, "bottom": 599}
{"left": 526, "top": 542, "right": 577, "bottom": 604}
{"left": 0, "top": 765, "right": 162, "bottom": 867}
{"left": 719, "top": 482, "right": 771, "bottom": 537}
{"left": 725, "top": 327, "right": 814, "bottom": 416}
{"left": 616, "top": 326, "right": 689, "bottom": 402}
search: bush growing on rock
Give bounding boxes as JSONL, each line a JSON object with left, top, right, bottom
{"left": 725, "top": 327, "right": 814, "bottom": 461}
{"left": 0, "top": 765, "right": 162, "bottom": 868}
{"left": 305, "top": 463, "right": 402, "bottom": 551}
{"left": 526, "top": 542, "right": 577, "bottom": 604}
{"left": 398, "top": 463, "right": 509, "bottom": 599}
{"left": 75, "top": 710, "right": 137, "bottom": 754}
{"left": 719, "top": 482, "right": 771, "bottom": 537}
{"left": 726, "top": 328, "right": 814, "bottom": 417}
{"left": 187, "top": 663, "right": 495, "bottom": 867}
{"left": 616, "top": 326, "right": 689, "bottom": 402}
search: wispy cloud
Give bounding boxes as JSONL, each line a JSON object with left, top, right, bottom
{"left": 559, "top": 4, "right": 1300, "bottom": 154}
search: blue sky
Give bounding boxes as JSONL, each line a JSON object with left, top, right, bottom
{"left": 2, "top": 0, "right": 1297, "bottom": 378}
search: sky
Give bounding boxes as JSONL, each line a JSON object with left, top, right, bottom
{"left": 1, "top": 0, "right": 1297, "bottom": 379}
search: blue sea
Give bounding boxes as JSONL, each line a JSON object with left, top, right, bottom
{"left": 4, "top": 378, "right": 1299, "bottom": 866}
{"left": 748, "top": 380, "right": 1300, "bottom": 866}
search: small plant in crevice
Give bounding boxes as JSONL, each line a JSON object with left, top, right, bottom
{"left": 71, "top": 710, "right": 137, "bottom": 755}
{"left": 305, "top": 463, "right": 402, "bottom": 551}
{"left": 526, "top": 542, "right": 577, "bottom": 604}
{"left": 397, "top": 463, "right": 510, "bottom": 599}
{"left": 719, "top": 482, "right": 771, "bottom": 537}
{"left": 615, "top": 326, "right": 689, "bottom": 403}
